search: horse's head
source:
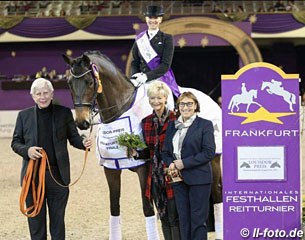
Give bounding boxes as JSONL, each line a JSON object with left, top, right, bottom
{"left": 63, "top": 53, "right": 98, "bottom": 130}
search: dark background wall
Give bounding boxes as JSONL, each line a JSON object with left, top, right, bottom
{"left": 0, "top": 40, "right": 134, "bottom": 78}
{"left": 1, "top": 40, "right": 305, "bottom": 109}
{"left": 0, "top": 40, "right": 134, "bottom": 110}
{"left": 172, "top": 46, "right": 239, "bottom": 101}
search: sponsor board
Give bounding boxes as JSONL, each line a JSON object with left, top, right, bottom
{"left": 222, "top": 62, "right": 301, "bottom": 239}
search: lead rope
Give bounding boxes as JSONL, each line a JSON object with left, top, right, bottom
{"left": 19, "top": 127, "right": 92, "bottom": 217}
{"left": 19, "top": 150, "right": 47, "bottom": 217}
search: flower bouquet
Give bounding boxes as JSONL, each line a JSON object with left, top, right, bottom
{"left": 117, "top": 132, "right": 147, "bottom": 158}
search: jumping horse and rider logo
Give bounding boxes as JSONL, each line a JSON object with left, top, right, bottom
{"left": 228, "top": 79, "right": 296, "bottom": 113}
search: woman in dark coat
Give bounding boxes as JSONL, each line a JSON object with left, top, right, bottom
{"left": 162, "top": 91, "right": 216, "bottom": 240}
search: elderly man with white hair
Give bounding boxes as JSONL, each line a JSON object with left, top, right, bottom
{"left": 11, "top": 78, "right": 92, "bottom": 240}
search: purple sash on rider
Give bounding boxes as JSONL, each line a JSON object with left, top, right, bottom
{"left": 136, "top": 31, "right": 180, "bottom": 97}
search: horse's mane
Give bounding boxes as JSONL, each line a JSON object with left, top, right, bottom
{"left": 83, "top": 50, "right": 128, "bottom": 82}
{"left": 83, "top": 50, "right": 112, "bottom": 64}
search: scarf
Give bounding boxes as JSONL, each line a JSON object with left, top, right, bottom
{"left": 173, "top": 114, "right": 197, "bottom": 159}
{"left": 152, "top": 108, "right": 170, "bottom": 218}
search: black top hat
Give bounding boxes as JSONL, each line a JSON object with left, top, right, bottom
{"left": 144, "top": 5, "right": 164, "bottom": 17}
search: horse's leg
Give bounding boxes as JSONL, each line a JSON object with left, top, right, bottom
{"left": 104, "top": 167, "right": 122, "bottom": 216}
{"left": 104, "top": 167, "right": 122, "bottom": 240}
{"left": 289, "top": 102, "right": 293, "bottom": 111}
{"left": 133, "top": 162, "right": 160, "bottom": 240}
{"left": 231, "top": 102, "right": 236, "bottom": 112}
{"left": 210, "top": 154, "right": 223, "bottom": 239}
{"left": 285, "top": 95, "right": 294, "bottom": 111}
{"left": 132, "top": 162, "right": 155, "bottom": 217}
{"left": 246, "top": 103, "right": 250, "bottom": 112}
{"left": 253, "top": 101, "right": 261, "bottom": 107}
{"left": 211, "top": 155, "right": 223, "bottom": 203}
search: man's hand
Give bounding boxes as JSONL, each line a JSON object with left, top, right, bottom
{"left": 28, "top": 146, "right": 43, "bottom": 160}
{"left": 83, "top": 137, "right": 92, "bottom": 149}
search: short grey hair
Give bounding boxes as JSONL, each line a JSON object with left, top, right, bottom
{"left": 30, "top": 78, "right": 54, "bottom": 95}
{"left": 147, "top": 80, "right": 171, "bottom": 99}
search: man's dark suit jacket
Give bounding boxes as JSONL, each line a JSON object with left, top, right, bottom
{"left": 11, "top": 104, "right": 85, "bottom": 186}
{"left": 162, "top": 117, "right": 216, "bottom": 185}
{"left": 130, "top": 30, "right": 174, "bottom": 81}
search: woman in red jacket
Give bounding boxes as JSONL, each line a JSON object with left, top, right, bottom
{"left": 132, "top": 81, "right": 180, "bottom": 240}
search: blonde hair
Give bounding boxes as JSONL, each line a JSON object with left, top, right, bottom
{"left": 30, "top": 78, "right": 54, "bottom": 95}
{"left": 147, "top": 80, "right": 170, "bottom": 99}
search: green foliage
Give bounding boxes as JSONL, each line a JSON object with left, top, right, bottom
{"left": 117, "top": 132, "right": 147, "bottom": 149}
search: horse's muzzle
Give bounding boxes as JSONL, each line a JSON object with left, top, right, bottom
{"left": 76, "top": 120, "right": 90, "bottom": 130}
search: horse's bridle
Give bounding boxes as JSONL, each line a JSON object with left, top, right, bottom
{"left": 69, "top": 64, "right": 100, "bottom": 109}
{"left": 69, "top": 63, "right": 137, "bottom": 124}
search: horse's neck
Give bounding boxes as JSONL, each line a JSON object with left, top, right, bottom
{"left": 96, "top": 77, "right": 135, "bottom": 123}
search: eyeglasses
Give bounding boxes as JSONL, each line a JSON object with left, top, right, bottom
{"left": 178, "top": 102, "right": 194, "bottom": 107}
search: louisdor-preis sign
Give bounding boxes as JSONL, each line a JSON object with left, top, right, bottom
{"left": 221, "top": 62, "right": 302, "bottom": 239}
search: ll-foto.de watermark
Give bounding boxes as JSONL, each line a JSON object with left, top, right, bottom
{"left": 240, "top": 227, "right": 304, "bottom": 238}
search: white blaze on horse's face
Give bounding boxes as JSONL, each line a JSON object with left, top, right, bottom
{"left": 145, "top": 16, "right": 162, "bottom": 30}
{"left": 148, "top": 92, "right": 167, "bottom": 114}
{"left": 178, "top": 97, "right": 197, "bottom": 122}
{"left": 32, "top": 87, "right": 54, "bottom": 109}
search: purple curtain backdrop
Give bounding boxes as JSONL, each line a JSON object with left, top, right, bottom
{"left": 0, "top": 14, "right": 304, "bottom": 37}
{"left": 9, "top": 18, "right": 77, "bottom": 38}
{"left": 84, "top": 16, "right": 142, "bottom": 36}
{"left": 253, "top": 13, "right": 304, "bottom": 33}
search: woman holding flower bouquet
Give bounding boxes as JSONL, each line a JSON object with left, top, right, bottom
{"left": 130, "top": 81, "right": 181, "bottom": 240}
{"left": 162, "top": 92, "right": 216, "bottom": 240}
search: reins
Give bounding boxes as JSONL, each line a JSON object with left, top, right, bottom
{"left": 20, "top": 128, "right": 92, "bottom": 217}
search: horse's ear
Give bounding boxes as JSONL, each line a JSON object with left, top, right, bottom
{"left": 62, "top": 54, "right": 72, "bottom": 66}
{"left": 82, "top": 54, "right": 91, "bottom": 68}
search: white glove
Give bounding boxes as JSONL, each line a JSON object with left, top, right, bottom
{"left": 130, "top": 72, "right": 148, "bottom": 87}
{"left": 136, "top": 73, "right": 147, "bottom": 84}
{"left": 131, "top": 72, "right": 142, "bottom": 87}
{"left": 131, "top": 72, "right": 142, "bottom": 79}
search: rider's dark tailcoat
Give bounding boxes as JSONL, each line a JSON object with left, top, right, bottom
{"left": 130, "top": 30, "right": 174, "bottom": 81}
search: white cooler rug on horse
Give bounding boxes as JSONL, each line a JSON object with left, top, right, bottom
{"left": 96, "top": 84, "right": 152, "bottom": 169}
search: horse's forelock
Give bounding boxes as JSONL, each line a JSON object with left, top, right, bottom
{"left": 70, "top": 57, "right": 90, "bottom": 75}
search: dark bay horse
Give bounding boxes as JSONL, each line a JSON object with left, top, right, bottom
{"left": 63, "top": 50, "right": 223, "bottom": 238}
{"left": 63, "top": 50, "right": 157, "bottom": 239}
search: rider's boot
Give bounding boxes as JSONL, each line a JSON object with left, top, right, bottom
{"left": 214, "top": 202, "right": 223, "bottom": 240}
{"left": 109, "top": 215, "right": 122, "bottom": 240}
{"left": 145, "top": 215, "right": 160, "bottom": 240}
